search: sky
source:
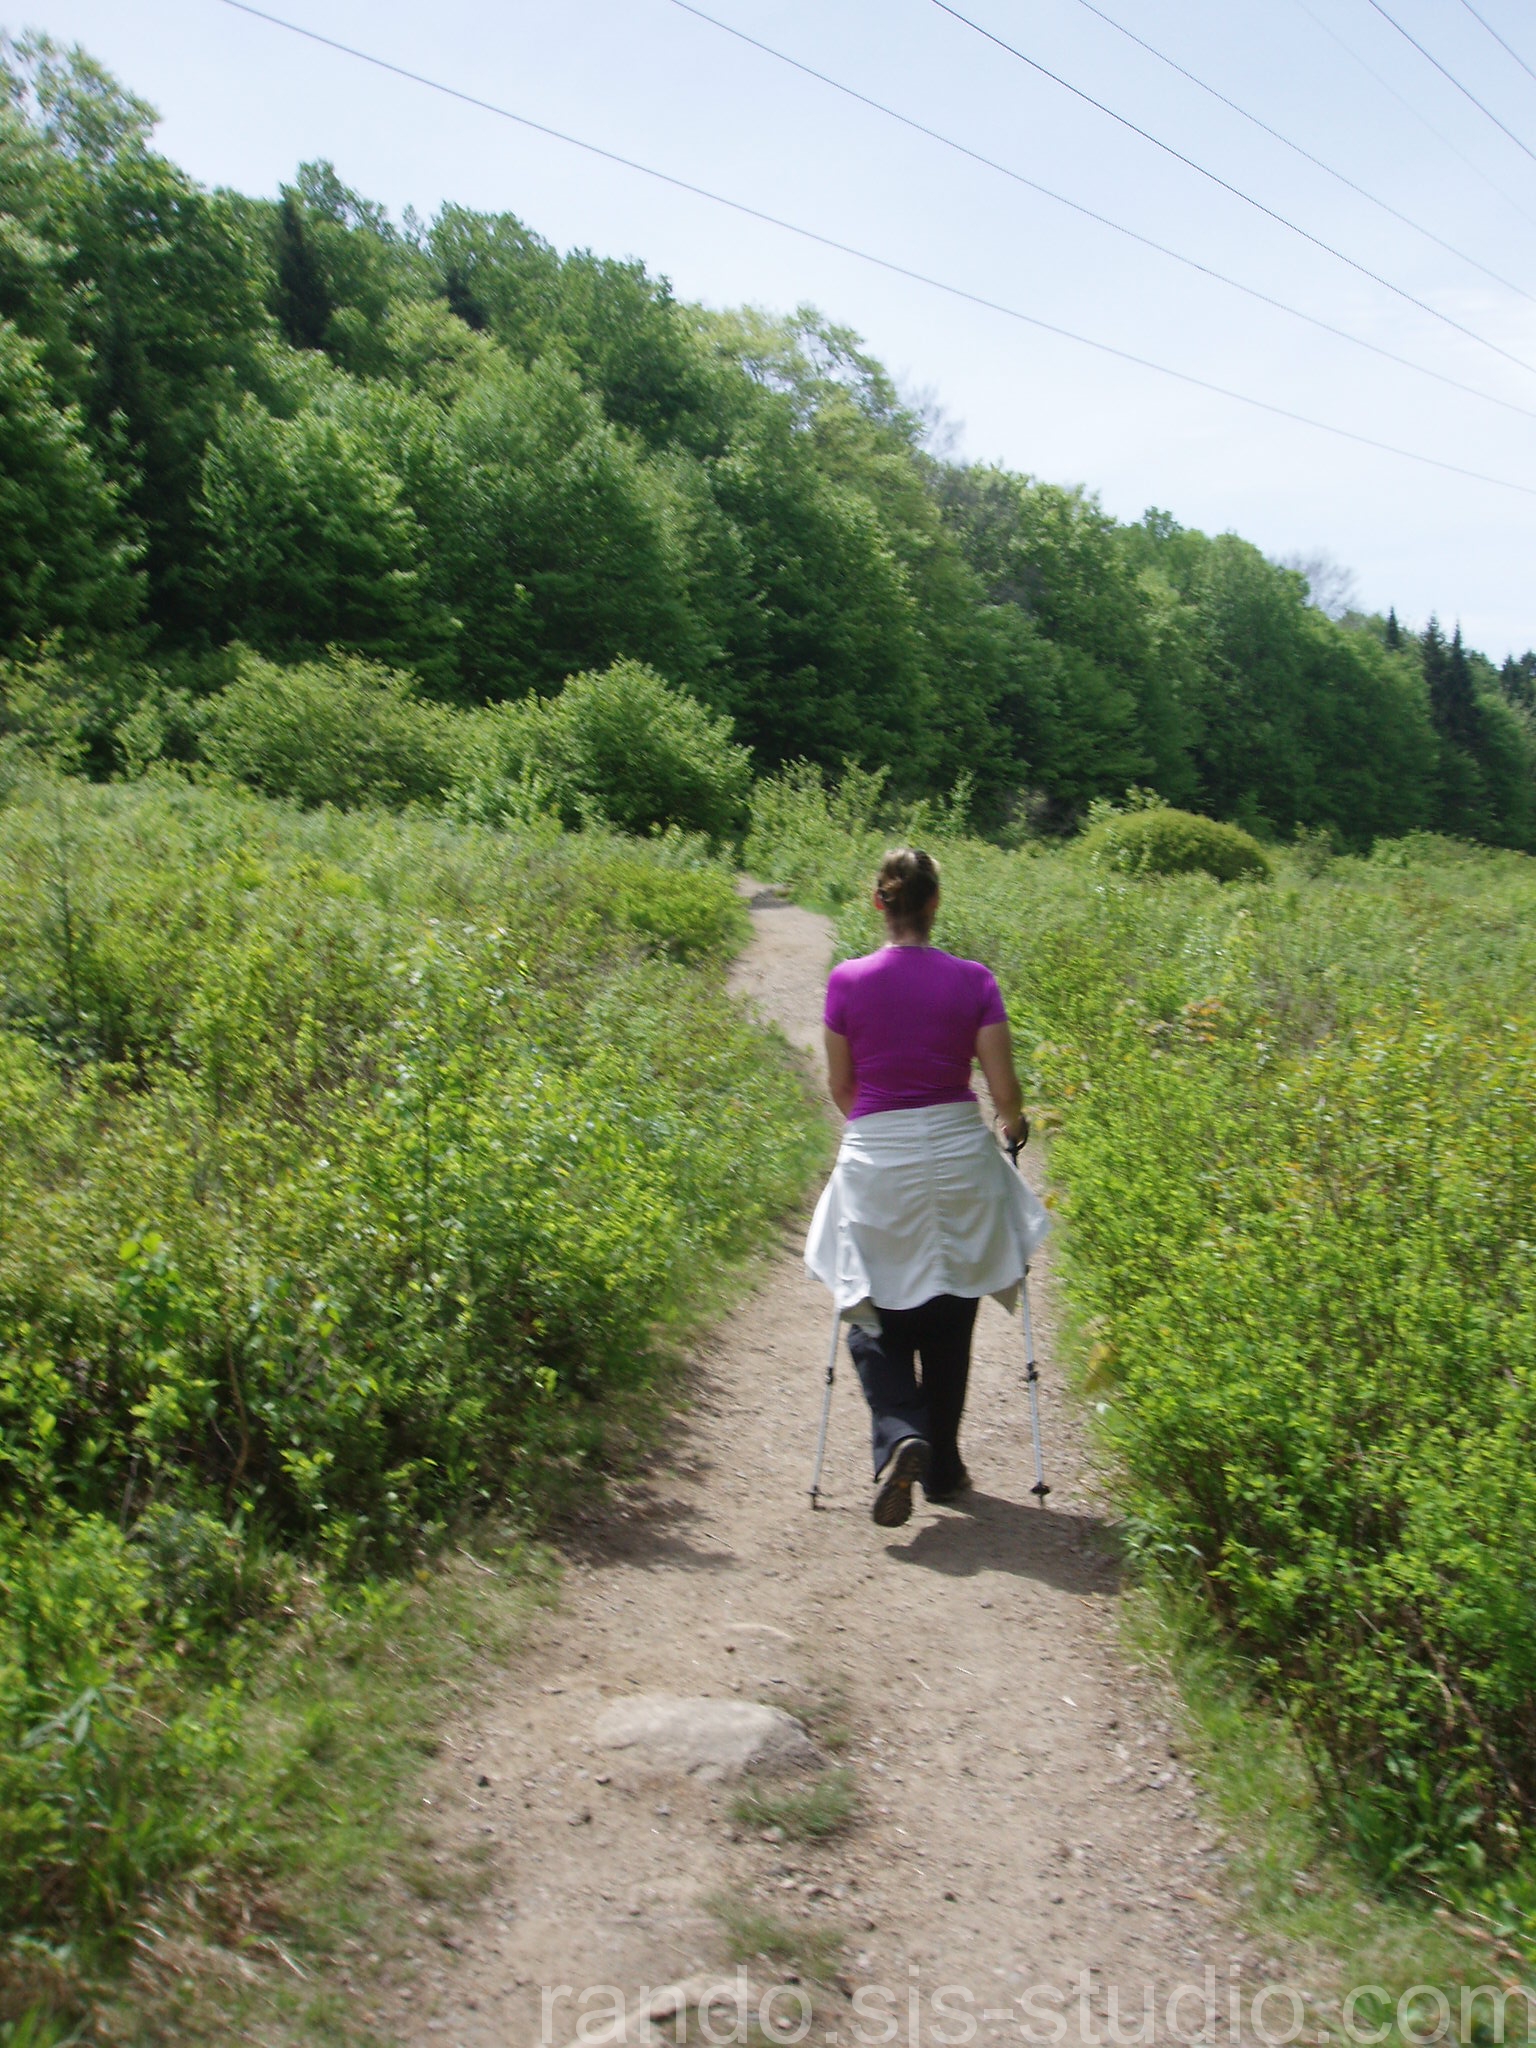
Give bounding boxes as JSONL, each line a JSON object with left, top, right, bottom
{"left": 14, "top": 0, "right": 1536, "bottom": 659}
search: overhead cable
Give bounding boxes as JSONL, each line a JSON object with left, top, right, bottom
{"left": 212, "top": 0, "right": 1536, "bottom": 502}
{"left": 931, "top": 0, "right": 1536, "bottom": 378}
{"left": 666, "top": 0, "right": 1536, "bottom": 421}
{"left": 1460, "top": 0, "right": 1536, "bottom": 87}
{"left": 1290, "top": 0, "right": 1536, "bottom": 228}
{"left": 1362, "top": 0, "right": 1536, "bottom": 164}
{"left": 1289, "top": 0, "right": 1536, "bottom": 229}
{"left": 1066, "top": 0, "right": 1531, "bottom": 301}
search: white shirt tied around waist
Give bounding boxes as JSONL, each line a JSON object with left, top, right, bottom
{"left": 804, "top": 1098, "right": 1050, "bottom": 1331}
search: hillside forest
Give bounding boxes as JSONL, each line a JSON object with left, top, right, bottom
{"left": 3, "top": 34, "right": 1535, "bottom": 847}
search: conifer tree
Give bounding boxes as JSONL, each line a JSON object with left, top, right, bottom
{"left": 1424, "top": 618, "right": 1480, "bottom": 748}
{"left": 1500, "top": 653, "right": 1535, "bottom": 714}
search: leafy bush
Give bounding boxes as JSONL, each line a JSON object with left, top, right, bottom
{"left": 0, "top": 1514, "right": 234, "bottom": 1945}
{"left": 948, "top": 844, "right": 1535, "bottom": 1877}
{"left": 1084, "top": 804, "right": 1271, "bottom": 882}
{"left": 560, "top": 658, "right": 750, "bottom": 838}
{"left": 0, "top": 772, "right": 817, "bottom": 1948}
{"left": 598, "top": 857, "right": 747, "bottom": 962}
{"left": 475, "top": 659, "right": 753, "bottom": 843}
{"left": 199, "top": 645, "right": 461, "bottom": 809}
{"left": 194, "top": 650, "right": 752, "bottom": 846}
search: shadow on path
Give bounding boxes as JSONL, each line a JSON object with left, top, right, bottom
{"left": 557, "top": 1473, "right": 740, "bottom": 1576}
{"left": 887, "top": 1490, "right": 1122, "bottom": 1596}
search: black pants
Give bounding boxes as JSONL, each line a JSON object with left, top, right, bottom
{"left": 846, "top": 1294, "right": 979, "bottom": 1495}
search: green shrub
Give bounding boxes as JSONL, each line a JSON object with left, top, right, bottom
{"left": 0, "top": 776, "right": 806, "bottom": 1552}
{"left": 1085, "top": 805, "right": 1271, "bottom": 882}
{"left": 200, "top": 646, "right": 461, "bottom": 810}
{"left": 540, "top": 659, "right": 751, "bottom": 842}
{"left": 0, "top": 1513, "right": 235, "bottom": 1942}
{"left": 0, "top": 772, "right": 818, "bottom": 1948}
{"left": 131, "top": 1503, "right": 285, "bottom": 1647}
{"left": 743, "top": 760, "right": 982, "bottom": 911}
{"left": 599, "top": 856, "right": 748, "bottom": 962}
{"left": 196, "top": 650, "right": 752, "bottom": 846}
{"left": 939, "top": 843, "right": 1536, "bottom": 1877}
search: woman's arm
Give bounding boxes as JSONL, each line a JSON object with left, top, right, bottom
{"left": 824, "top": 1027, "right": 857, "bottom": 1117}
{"left": 975, "top": 1020, "right": 1027, "bottom": 1143}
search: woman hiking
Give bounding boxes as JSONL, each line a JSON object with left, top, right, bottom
{"left": 805, "top": 848, "right": 1049, "bottom": 1527}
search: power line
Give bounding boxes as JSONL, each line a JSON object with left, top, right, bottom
{"left": 1067, "top": 0, "right": 1532, "bottom": 302}
{"left": 1290, "top": 0, "right": 1536, "bottom": 229}
{"left": 666, "top": 0, "right": 1536, "bottom": 422}
{"left": 1290, "top": 0, "right": 1536, "bottom": 228}
{"left": 212, "top": 0, "right": 1536, "bottom": 503}
{"left": 931, "top": 0, "right": 1536, "bottom": 379}
{"left": 1362, "top": 0, "right": 1536, "bottom": 164}
{"left": 1458, "top": 0, "right": 1536, "bottom": 90}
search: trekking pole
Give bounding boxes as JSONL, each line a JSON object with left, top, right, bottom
{"left": 808, "top": 1297, "right": 841, "bottom": 1509}
{"left": 1018, "top": 1266, "right": 1050, "bottom": 1505}
{"left": 1007, "top": 1127, "right": 1051, "bottom": 1506}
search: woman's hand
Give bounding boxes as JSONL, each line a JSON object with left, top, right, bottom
{"left": 1001, "top": 1112, "right": 1030, "bottom": 1158}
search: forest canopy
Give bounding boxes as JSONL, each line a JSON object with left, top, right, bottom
{"left": 2, "top": 32, "right": 1533, "bottom": 849}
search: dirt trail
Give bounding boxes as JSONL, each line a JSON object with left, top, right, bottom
{"left": 375, "top": 892, "right": 1310, "bottom": 2047}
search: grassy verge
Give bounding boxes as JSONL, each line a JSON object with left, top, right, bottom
{"left": 5, "top": 1232, "right": 837, "bottom": 2045}
{"left": 4, "top": 1540, "right": 550, "bottom": 2045}
{"left": 1121, "top": 1586, "right": 1534, "bottom": 2033}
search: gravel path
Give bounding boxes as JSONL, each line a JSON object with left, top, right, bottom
{"left": 371, "top": 890, "right": 1313, "bottom": 2047}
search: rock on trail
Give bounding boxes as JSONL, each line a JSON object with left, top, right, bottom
{"left": 593, "top": 1695, "right": 820, "bottom": 1781}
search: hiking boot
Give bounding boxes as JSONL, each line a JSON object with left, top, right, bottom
{"left": 925, "top": 1465, "right": 972, "bottom": 1505}
{"left": 872, "top": 1438, "right": 929, "bottom": 1527}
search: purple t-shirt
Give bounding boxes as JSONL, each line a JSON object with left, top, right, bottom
{"left": 824, "top": 945, "right": 1007, "bottom": 1120}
